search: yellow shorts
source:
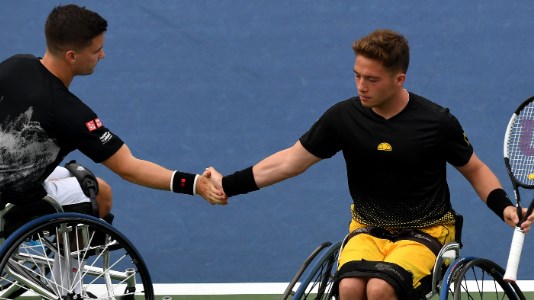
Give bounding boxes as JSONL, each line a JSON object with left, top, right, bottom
{"left": 338, "top": 218, "right": 455, "bottom": 289}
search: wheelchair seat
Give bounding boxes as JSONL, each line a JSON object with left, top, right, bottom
{"left": 282, "top": 210, "right": 466, "bottom": 300}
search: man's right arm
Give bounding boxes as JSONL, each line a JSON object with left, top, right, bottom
{"left": 102, "top": 144, "right": 226, "bottom": 204}
{"left": 208, "top": 140, "right": 322, "bottom": 197}
{"left": 253, "top": 140, "right": 322, "bottom": 188}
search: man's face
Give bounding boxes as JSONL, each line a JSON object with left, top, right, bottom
{"left": 72, "top": 33, "right": 105, "bottom": 76}
{"left": 353, "top": 55, "right": 403, "bottom": 109}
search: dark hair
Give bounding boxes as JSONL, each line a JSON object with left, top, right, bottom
{"left": 352, "top": 29, "right": 410, "bottom": 73}
{"left": 45, "top": 4, "right": 108, "bottom": 54}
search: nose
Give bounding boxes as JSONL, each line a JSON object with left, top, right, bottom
{"left": 355, "top": 77, "right": 367, "bottom": 93}
{"left": 99, "top": 49, "right": 105, "bottom": 59}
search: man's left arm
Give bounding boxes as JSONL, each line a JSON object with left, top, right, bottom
{"left": 456, "top": 153, "right": 533, "bottom": 232}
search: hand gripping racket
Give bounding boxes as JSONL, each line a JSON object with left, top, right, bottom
{"left": 503, "top": 96, "right": 534, "bottom": 282}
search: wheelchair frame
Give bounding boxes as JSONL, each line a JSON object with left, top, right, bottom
{"left": 0, "top": 195, "right": 154, "bottom": 299}
{"left": 281, "top": 215, "right": 526, "bottom": 300}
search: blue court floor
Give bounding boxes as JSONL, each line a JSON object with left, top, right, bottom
{"left": 1, "top": 0, "right": 533, "bottom": 284}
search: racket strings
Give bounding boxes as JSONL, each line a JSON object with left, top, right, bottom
{"left": 508, "top": 102, "right": 534, "bottom": 186}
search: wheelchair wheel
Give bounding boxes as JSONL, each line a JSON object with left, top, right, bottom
{"left": 0, "top": 212, "right": 154, "bottom": 299}
{"left": 292, "top": 241, "right": 341, "bottom": 300}
{"left": 440, "top": 257, "right": 525, "bottom": 300}
{"left": 281, "top": 242, "right": 333, "bottom": 300}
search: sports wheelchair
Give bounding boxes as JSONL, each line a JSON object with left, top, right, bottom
{"left": 281, "top": 213, "right": 525, "bottom": 300}
{"left": 0, "top": 164, "right": 153, "bottom": 299}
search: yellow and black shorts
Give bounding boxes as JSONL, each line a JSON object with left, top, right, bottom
{"left": 335, "top": 218, "right": 455, "bottom": 299}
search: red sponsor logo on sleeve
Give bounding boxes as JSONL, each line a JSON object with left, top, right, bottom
{"left": 86, "top": 118, "right": 104, "bottom": 132}
{"left": 86, "top": 120, "right": 97, "bottom": 132}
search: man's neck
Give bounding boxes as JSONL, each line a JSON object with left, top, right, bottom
{"left": 372, "top": 89, "right": 410, "bottom": 120}
{"left": 40, "top": 52, "right": 74, "bottom": 87}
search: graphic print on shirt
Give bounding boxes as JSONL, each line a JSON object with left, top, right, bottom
{"left": 0, "top": 107, "right": 59, "bottom": 192}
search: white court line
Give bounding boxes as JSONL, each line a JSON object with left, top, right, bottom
{"left": 153, "top": 281, "right": 534, "bottom": 295}
{"left": 153, "top": 283, "right": 290, "bottom": 295}
{"left": 21, "top": 281, "right": 534, "bottom": 296}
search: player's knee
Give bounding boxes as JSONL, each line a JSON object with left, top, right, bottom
{"left": 96, "top": 177, "right": 112, "bottom": 217}
{"left": 338, "top": 277, "right": 366, "bottom": 299}
{"left": 337, "top": 260, "right": 416, "bottom": 299}
{"left": 367, "top": 278, "right": 398, "bottom": 300}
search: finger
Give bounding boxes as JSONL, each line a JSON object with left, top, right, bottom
{"left": 212, "top": 195, "right": 228, "bottom": 205}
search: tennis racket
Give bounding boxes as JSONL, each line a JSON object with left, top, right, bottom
{"left": 503, "top": 96, "right": 534, "bottom": 282}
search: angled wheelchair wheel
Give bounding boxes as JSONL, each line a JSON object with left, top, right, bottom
{"left": 281, "top": 242, "right": 333, "bottom": 300}
{"left": 0, "top": 212, "right": 154, "bottom": 299}
{"left": 291, "top": 241, "right": 341, "bottom": 300}
{"left": 440, "top": 257, "right": 525, "bottom": 300}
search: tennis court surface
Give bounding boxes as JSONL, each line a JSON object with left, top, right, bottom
{"left": 0, "top": 0, "right": 533, "bottom": 292}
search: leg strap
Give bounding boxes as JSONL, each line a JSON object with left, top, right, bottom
{"left": 335, "top": 260, "right": 420, "bottom": 300}
{"left": 64, "top": 160, "right": 99, "bottom": 216}
{"left": 344, "top": 226, "right": 442, "bottom": 256}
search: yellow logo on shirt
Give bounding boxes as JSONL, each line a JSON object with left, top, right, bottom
{"left": 377, "top": 142, "right": 392, "bottom": 151}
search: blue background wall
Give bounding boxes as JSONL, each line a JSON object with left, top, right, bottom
{"left": 1, "top": 1, "right": 533, "bottom": 283}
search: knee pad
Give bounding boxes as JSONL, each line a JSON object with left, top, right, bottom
{"left": 335, "top": 260, "right": 421, "bottom": 300}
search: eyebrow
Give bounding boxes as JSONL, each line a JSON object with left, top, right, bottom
{"left": 353, "top": 70, "right": 380, "bottom": 80}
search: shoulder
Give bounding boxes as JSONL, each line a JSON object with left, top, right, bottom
{"left": 324, "top": 97, "right": 359, "bottom": 115}
{"left": 0, "top": 54, "right": 40, "bottom": 74}
{"left": 409, "top": 93, "right": 449, "bottom": 114}
{"left": 408, "top": 93, "right": 460, "bottom": 122}
{"left": 55, "top": 90, "right": 95, "bottom": 118}
{"left": 1, "top": 54, "right": 38, "bottom": 66}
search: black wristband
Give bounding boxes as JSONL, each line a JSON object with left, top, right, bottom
{"left": 486, "top": 188, "right": 514, "bottom": 221}
{"left": 222, "top": 166, "right": 259, "bottom": 197}
{"left": 171, "top": 171, "right": 197, "bottom": 195}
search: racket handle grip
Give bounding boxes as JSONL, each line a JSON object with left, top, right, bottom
{"left": 503, "top": 227, "right": 525, "bottom": 282}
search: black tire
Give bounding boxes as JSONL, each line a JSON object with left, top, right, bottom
{"left": 0, "top": 212, "right": 154, "bottom": 299}
{"left": 292, "top": 241, "right": 341, "bottom": 300}
{"left": 281, "top": 242, "right": 333, "bottom": 300}
{"left": 441, "top": 257, "right": 525, "bottom": 300}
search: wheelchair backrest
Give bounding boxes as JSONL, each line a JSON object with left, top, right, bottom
{"left": 453, "top": 210, "right": 463, "bottom": 248}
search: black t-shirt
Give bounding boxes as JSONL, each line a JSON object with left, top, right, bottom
{"left": 0, "top": 54, "right": 124, "bottom": 201}
{"left": 299, "top": 93, "right": 473, "bottom": 228}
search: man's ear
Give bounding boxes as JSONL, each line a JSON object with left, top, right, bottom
{"left": 65, "top": 50, "right": 77, "bottom": 64}
{"left": 396, "top": 73, "right": 406, "bottom": 86}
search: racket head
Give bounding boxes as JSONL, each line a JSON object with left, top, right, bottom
{"left": 504, "top": 96, "right": 534, "bottom": 188}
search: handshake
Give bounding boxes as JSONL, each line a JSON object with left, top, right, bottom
{"left": 196, "top": 167, "right": 228, "bottom": 206}
{"left": 194, "top": 166, "right": 260, "bottom": 206}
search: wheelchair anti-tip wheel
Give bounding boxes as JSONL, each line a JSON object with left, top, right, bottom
{"left": 0, "top": 212, "right": 153, "bottom": 299}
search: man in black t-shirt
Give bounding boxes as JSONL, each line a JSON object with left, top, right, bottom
{"left": 206, "top": 29, "right": 533, "bottom": 299}
{"left": 0, "top": 5, "right": 226, "bottom": 212}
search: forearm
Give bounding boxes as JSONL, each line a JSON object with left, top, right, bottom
{"left": 103, "top": 144, "right": 192, "bottom": 191}
{"left": 221, "top": 152, "right": 294, "bottom": 197}
{"left": 457, "top": 153, "right": 514, "bottom": 221}
{"left": 253, "top": 148, "right": 305, "bottom": 188}
{"left": 119, "top": 158, "right": 174, "bottom": 190}
{"left": 469, "top": 165, "right": 503, "bottom": 202}
{"left": 457, "top": 153, "right": 504, "bottom": 201}
{"left": 222, "top": 141, "right": 321, "bottom": 196}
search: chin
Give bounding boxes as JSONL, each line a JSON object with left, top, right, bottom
{"left": 359, "top": 99, "right": 373, "bottom": 108}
